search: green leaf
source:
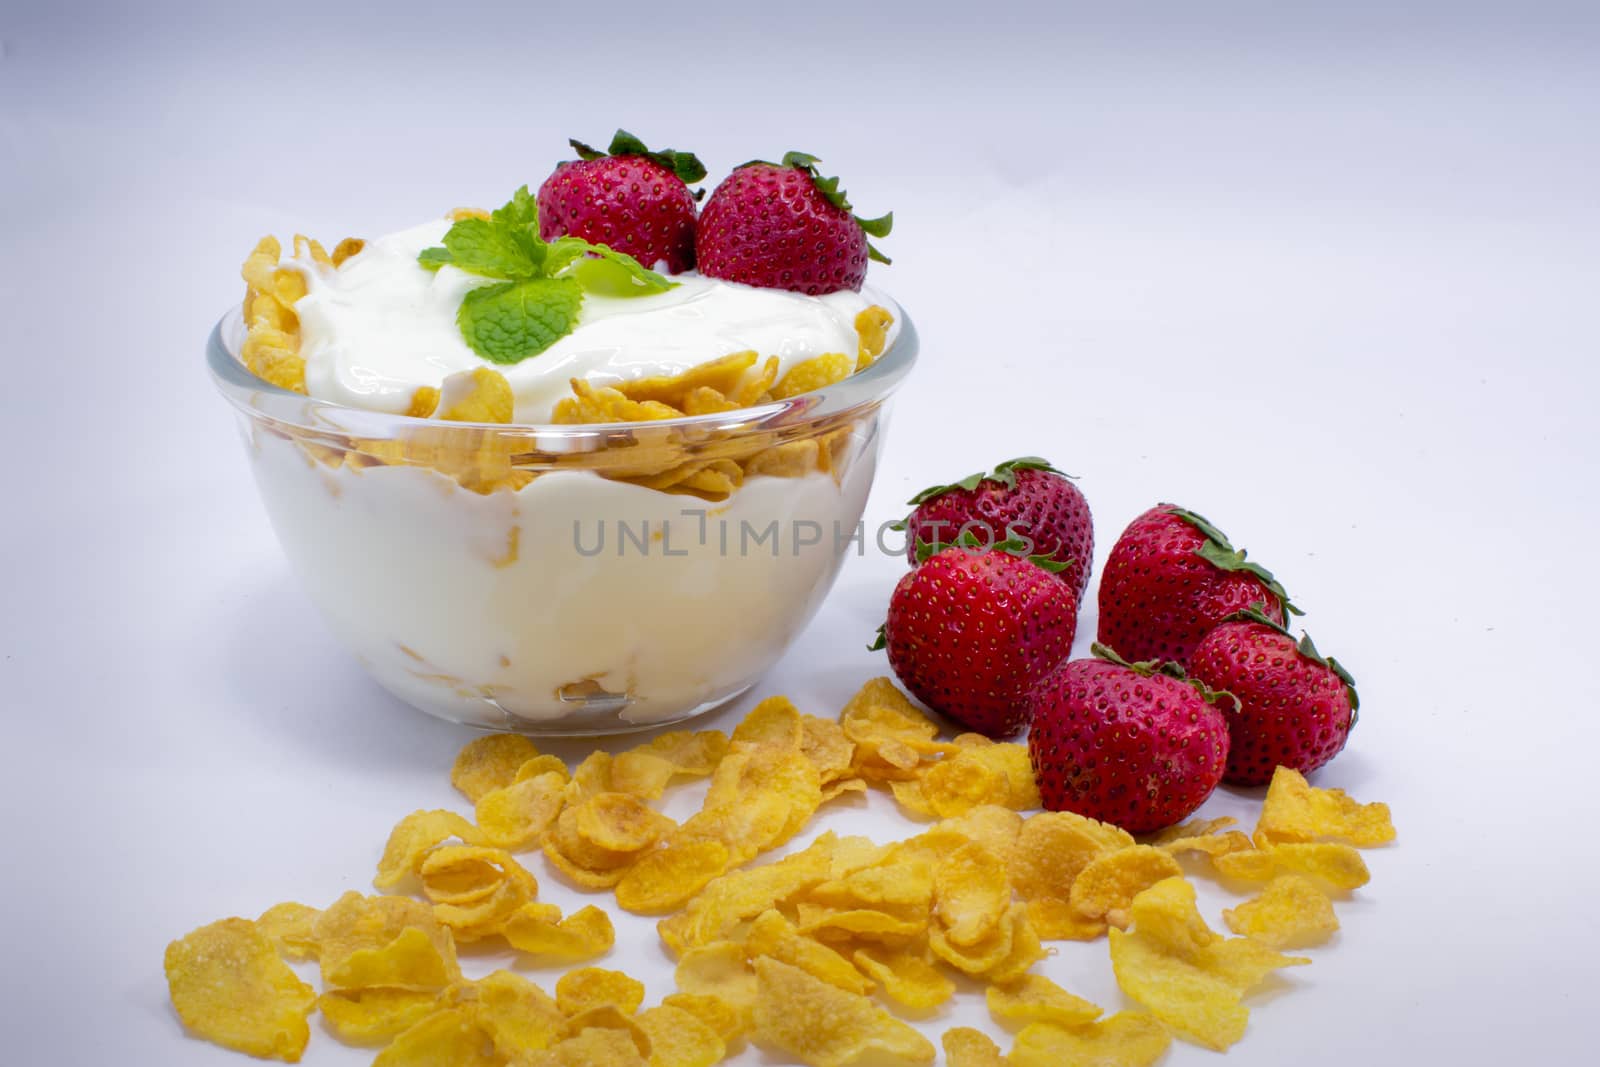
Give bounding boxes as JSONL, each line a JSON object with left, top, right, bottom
{"left": 443, "top": 216, "right": 538, "bottom": 279}
{"left": 417, "top": 246, "right": 452, "bottom": 271}
{"left": 565, "top": 130, "right": 708, "bottom": 185}
{"left": 569, "top": 138, "right": 605, "bottom": 161}
{"left": 1089, "top": 642, "right": 1237, "bottom": 710}
{"left": 1029, "top": 555, "right": 1072, "bottom": 574}
{"left": 1171, "top": 507, "right": 1302, "bottom": 617}
{"left": 491, "top": 185, "right": 541, "bottom": 230}
{"left": 608, "top": 129, "right": 651, "bottom": 157}
{"left": 781, "top": 150, "right": 821, "bottom": 169}
{"left": 856, "top": 211, "right": 894, "bottom": 239}
{"left": 868, "top": 624, "right": 887, "bottom": 652}
{"left": 868, "top": 244, "right": 893, "bottom": 265}
{"left": 572, "top": 246, "right": 676, "bottom": 297}
{"left": 457, "top": 277, "right": 583, "bottom": 364}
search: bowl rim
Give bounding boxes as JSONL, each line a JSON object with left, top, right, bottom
{"left": 207, "top": 294, "right": 917, "bottom": 439}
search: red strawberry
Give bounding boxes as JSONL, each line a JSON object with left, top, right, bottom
{"left": 1097, "top": 504, "right": 1300, "bottom": 666}
{"left": 1027, "top": 644, "right": 1233, "bottom": 833}
{"left": 1188, "top": 605, "right": 1358, "bottom": 786}
{"left": 537, "top": 129, "right": 706, "bottom": 274}
{"left": 874, "top": 545, "right": 1078, "bottom": 738}
{"left": 897, "top": 457, "right": 1093, "bottom": 599}
{"left": 696, "top": 152, "right": 892, "bottom": 295}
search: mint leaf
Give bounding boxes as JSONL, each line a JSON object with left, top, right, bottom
{"left": 573, "top": 247, "right": 676, "bottom": 296}
{"left": 542, "top": 237, "right": 592, "bottom": 278}
{"left": 418, "top": 246, "right": 452, "bottom": 271}
{"left": 442, "top": 217, "right": 537, "bottom": 279}
{"left": 490, "top": 185, "right": 540, "bottom": 230}
{"left": 457, "top": 277, "right": 583, "bottom": 364}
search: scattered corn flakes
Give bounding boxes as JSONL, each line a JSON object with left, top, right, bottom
{"left": 661, "top": 993, "right": 746, "bottom": 1048}
{"left": 942, "top": 1027, "right": 1005, "bottom": 1067}
{"left": 637, "top": 1004, "right": 727, "bottom": 1067}
{"left": 502, "top": 903, "right": 615, "bottom": 962}
{"left": 1213, "top": 840, "right": 1372, "bottom": 892}
{"left": 318, "top": 989, "right": 441, "bottom": 1046}
{"left": 475, "top": 770, "right": 568, "bottom": 851}
{"left": 554, "top": 966, "right": 646, "bottom": 1017}
{"left": 1110, "top": 877, "right": 1309, "bottom": 1050}
{"left": 1068, "top": 844, "right": 1185, "bottom": 929}
{"left": 467, "top": 969, "right": 564, "bottom": 1057}
{"left": 452, "top": 735, "right": 543, "bottom": 803}
{"left": 851, "top": 947, "right": 955, "bottom": 1011}
{"left": 370, "top": 1007, "right": 500, "bottom": 1067}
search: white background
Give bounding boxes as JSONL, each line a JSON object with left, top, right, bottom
{"left": 3, "top": 1, "right": 1597, "bottom": 1063}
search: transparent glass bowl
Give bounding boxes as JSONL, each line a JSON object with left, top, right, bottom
{"left": 208, "top": 303, "right": 916, "bottom": 734}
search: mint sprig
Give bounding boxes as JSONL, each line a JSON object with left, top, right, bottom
{"left": 419, "top": 186, "right": 676, "bottom": 365}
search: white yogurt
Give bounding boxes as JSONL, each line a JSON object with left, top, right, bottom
{"left": 291, "top": 218, "right": 879, "bottom": 423}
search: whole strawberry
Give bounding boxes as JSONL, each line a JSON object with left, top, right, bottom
{"left": 897, "top": 457, "right": 1093, "bottom": 599}
{"left": 1188, "top": 605, "right": 1357, "bottom": 786}
{"left": 1028, "top": 644, "right": 1233, "bottom": 833}
{"left": 873, "top": 544, "right": 1078, "bottom": 738}
{"left": 696, "top": 151, "right": 892, "bottom": 295}
{"left": 1097, "top": 504, "right": 1300, "bottom": 666}
{"left": 537, "top": 129, "right": 706, "bottom": 274}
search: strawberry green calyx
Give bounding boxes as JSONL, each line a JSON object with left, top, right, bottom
{"left": 1090, "top": 642, "right": 1240, "bottom": 711}
{"left": 869, "top": 624, "right": 887, "bottom": 652}
{"left": 419, "top": 186, "right": 676, "bottom": 364}
{"left": 1167, "top": 506, "right": 1303, "bottom": 617}
{"left": 569, "top": 129, "right": 708, "bottom": 187}
{"left": 912, "top": 528, "right": 1071, "bottom": 575}
{"left": 739, "top": 151, "right": 893, "bottom": 263}
{"left": 905, "top": 457, "right": 1072, "bottom": 508}
{"left": 1217, "top": 602, "right": 1361, "bottom": 717}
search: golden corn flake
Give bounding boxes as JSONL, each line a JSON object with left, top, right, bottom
{"left": 452, "top": 734, "right": 543, "bottom": 803}
{"left": 941, "top": 1027, "right": 1005, "bottom": 1067}
{"left": 375, "top": 809, "right": 483, "bottom": 890}
{"left": 256, "top": 901, "right": 320, "bottom": 962}
{"left": 371, "top": 1007, "right": 501, "bottom": 1067}
{"left": 851, "top": 947, "right": 955, "bottom": 1011}
{"left": 797, "top": 903, "right": 926, "bottom": 945}
{"left": 980, "top": 903, "right": 1046, "bottom": 985}
{"left": 675, "top": 941, "right": 757, "bottom": 1017}
{"left": 770, "top": 351, "right": 855, "bottom": 400}
{"left": 468, "top": 969, "right": 564, "bottom": 1058}
{"left": 986, "top": 973, "right": 1101, "bottom": 1029}
{"left": 573, "top": 791, "right": 674, "bottom": 854}
{"left": 920, "top": 753, "right": 1008, "bottom": 818}
{"left": 312, "top": 892, "right": 459, "bottom": 992}
{"left": 612, "top": 729, "right": 728, "bottom": 798}
{"left": 1109, "top": 876, "right": 1308, "bottom": 1050}
{"left": 1011, "top": 811, "right": 1133, "bottom": 939}
{"left": 809, "top": 857, "right": 934, "bottom": 914}
{"left": 1068, "top": 844, "right": 1184, "bottom": 929}
{"left": 324, "top": 925, "right": 458, "bottom": 993}
{"left": 934, "top": 841, "right": 1010, "bottom": 947}
{"left": 514, "top": 753, "right": 570, "bottom": 783}
{"left": 164, "top": 918, "right": 316, "bottom": 1062}
{"left": 502, "top": 903, "right": 615, "bottom": 962}
{"left": 661, "top": 993, "right": 746, "bottom": 1047}
{"left": 475, "top": 770, "right": 567, "bottom": 851}
{"left": 616, "top": 837, "right": 732, "bottom": 915}
{"left": 614, "top": 350, "right": 758, "bottom": 405}
{"left": 937, "top": 805, "right": 1024, "bottom": 866}
{"left": 731, "top": 694, "right": 805, "bottom": 751}
{"left": 1224, "top": 874, "right": 1340, "bottom": 948}
{"left": 929, "top": 901, "right": 1018, "bottom": 977}
{"left": 1213, "top": 840, "right": 1371, "bottom": 892}
{"left": 437, "top": 367, "right": 515, "bottom": 423}
{"left": 746, "top": 909, "right": 873, "bottom": 996}
{"left": 552, "top": 378, "right": 683, "bottom": 423}
{"left": 554, "top": 966, "right": 646, "bottom": 1017}
{"left": 752, "top": 957, "right": 935, "bottom": 1067}
{"left": 535, "top": 1025, "right": 651, "bottom": 1067}
{"left": 1008, "top": 1014, "right": 1171, "bottom": 1067}
{"left": 332, "top": 236, "right": 365, "bottom": 266}
{"left": 854, "top": 305, "right": 895, "bottom": 369}
{"left": 1257, "top": 765, "right": 1397, "bottom": 847}
{"left": 318, "top": 988, "right": 441, "bottom": 1046}
{"left": 636, "top": 1004, "right": 726, "bottom": 1067}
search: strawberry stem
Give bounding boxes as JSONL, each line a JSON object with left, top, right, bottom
{"left": 1213, "top": 603, "right": 1360, "bottom": 721}
{"left": 567, "top": 129, "right": 708, "bottom": 185}
{"left": 739, "top": 151, "right": 893, "bottom": 262}
{"left": 1167, "top": 506, "right": 1303, "bottom": 617}
{"left": 1090, "top": 642, "right": 1240, "bottom": 711}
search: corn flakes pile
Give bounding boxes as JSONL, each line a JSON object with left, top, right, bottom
{"left": 238, "top": 231, "right": 892, "bottom": 499}
{"left": 165, "top": 679, "right": 1394, "bottom": 1064}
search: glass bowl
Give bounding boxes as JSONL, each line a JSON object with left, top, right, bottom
{"left": 208, "top": 301, "right": 916, "bottom": 735}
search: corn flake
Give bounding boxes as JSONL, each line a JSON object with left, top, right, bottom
{"left": 1068, "top": 844, "right": 1184, "bottom": 929}
{"left": 437, "top": 367, "right": 515, "bottom": 423}
{"left": 752, "top": 957, "right": 935, "bottom": 1067}
{"left": 851, "top": 947, "right": 955, "bottom": 1011}
{"left": 256, "top": 902, "right": 320, "bottom": 962}
{"left": 941, "top": 1027, "right": 1004, "bottom": 1067}
{"left": 466, "top": 969, "right": 564, "bottom": 1057}
{"left": 164, "top": 918, "right": 316, "bottom": 1062}
{"left": 371, "top": 1007, "right": 500, "bottom": 1067}
{"left": 1257, "top": 766, "right": 1397, "bottom": 847}
{"left": 475, "top": 770, "right": 567, "bottom": 851}
{"left": 675, "top": 941, "right": 757, "bottom": 1018}
{"left": 555, "top": 966, "right": 646, "bottom": 1017}
{"left": 616, "top": 837, "right": 732, "bottom": 915}
{"left": 637, "top": 1004, "right": 727, "bottom": 1067}
{"left": 1223, "top": 874, "right": 1340, "bottom": 948}
{"left": 934, "top": 841, "right": 1010, "bottom": 946}
{"left": 1213, "top": 841, "right": 1371, "bottom": 892}
{"left": 1109, "top": 877, "right": 1308, "bottom": 1050}
{"left": 318, "top": 989, "right": 441, "bottom": 1046}
{"left": 1008, "top": 1013, "right": 1172, "bottom": 1067}
{"left": 986, "top": 973, "right": 1100, "bottom": 1028}
{"left": 452, "top": 735, "right": 543, "bottom": 803}
{"left": 502, "top": 903, "right": 615, "bottom": 962}
{"left": 770, "top": 352, "right": 854, "bottom": 400}
{"left": 661, "top": 993, "right": 746, "bottom": 1048}
{"left": 1011, "top": 811, "right": 1133, "bottom": 939}
{"left": 746, "top": 909, "right": 872, "bottom": 995}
